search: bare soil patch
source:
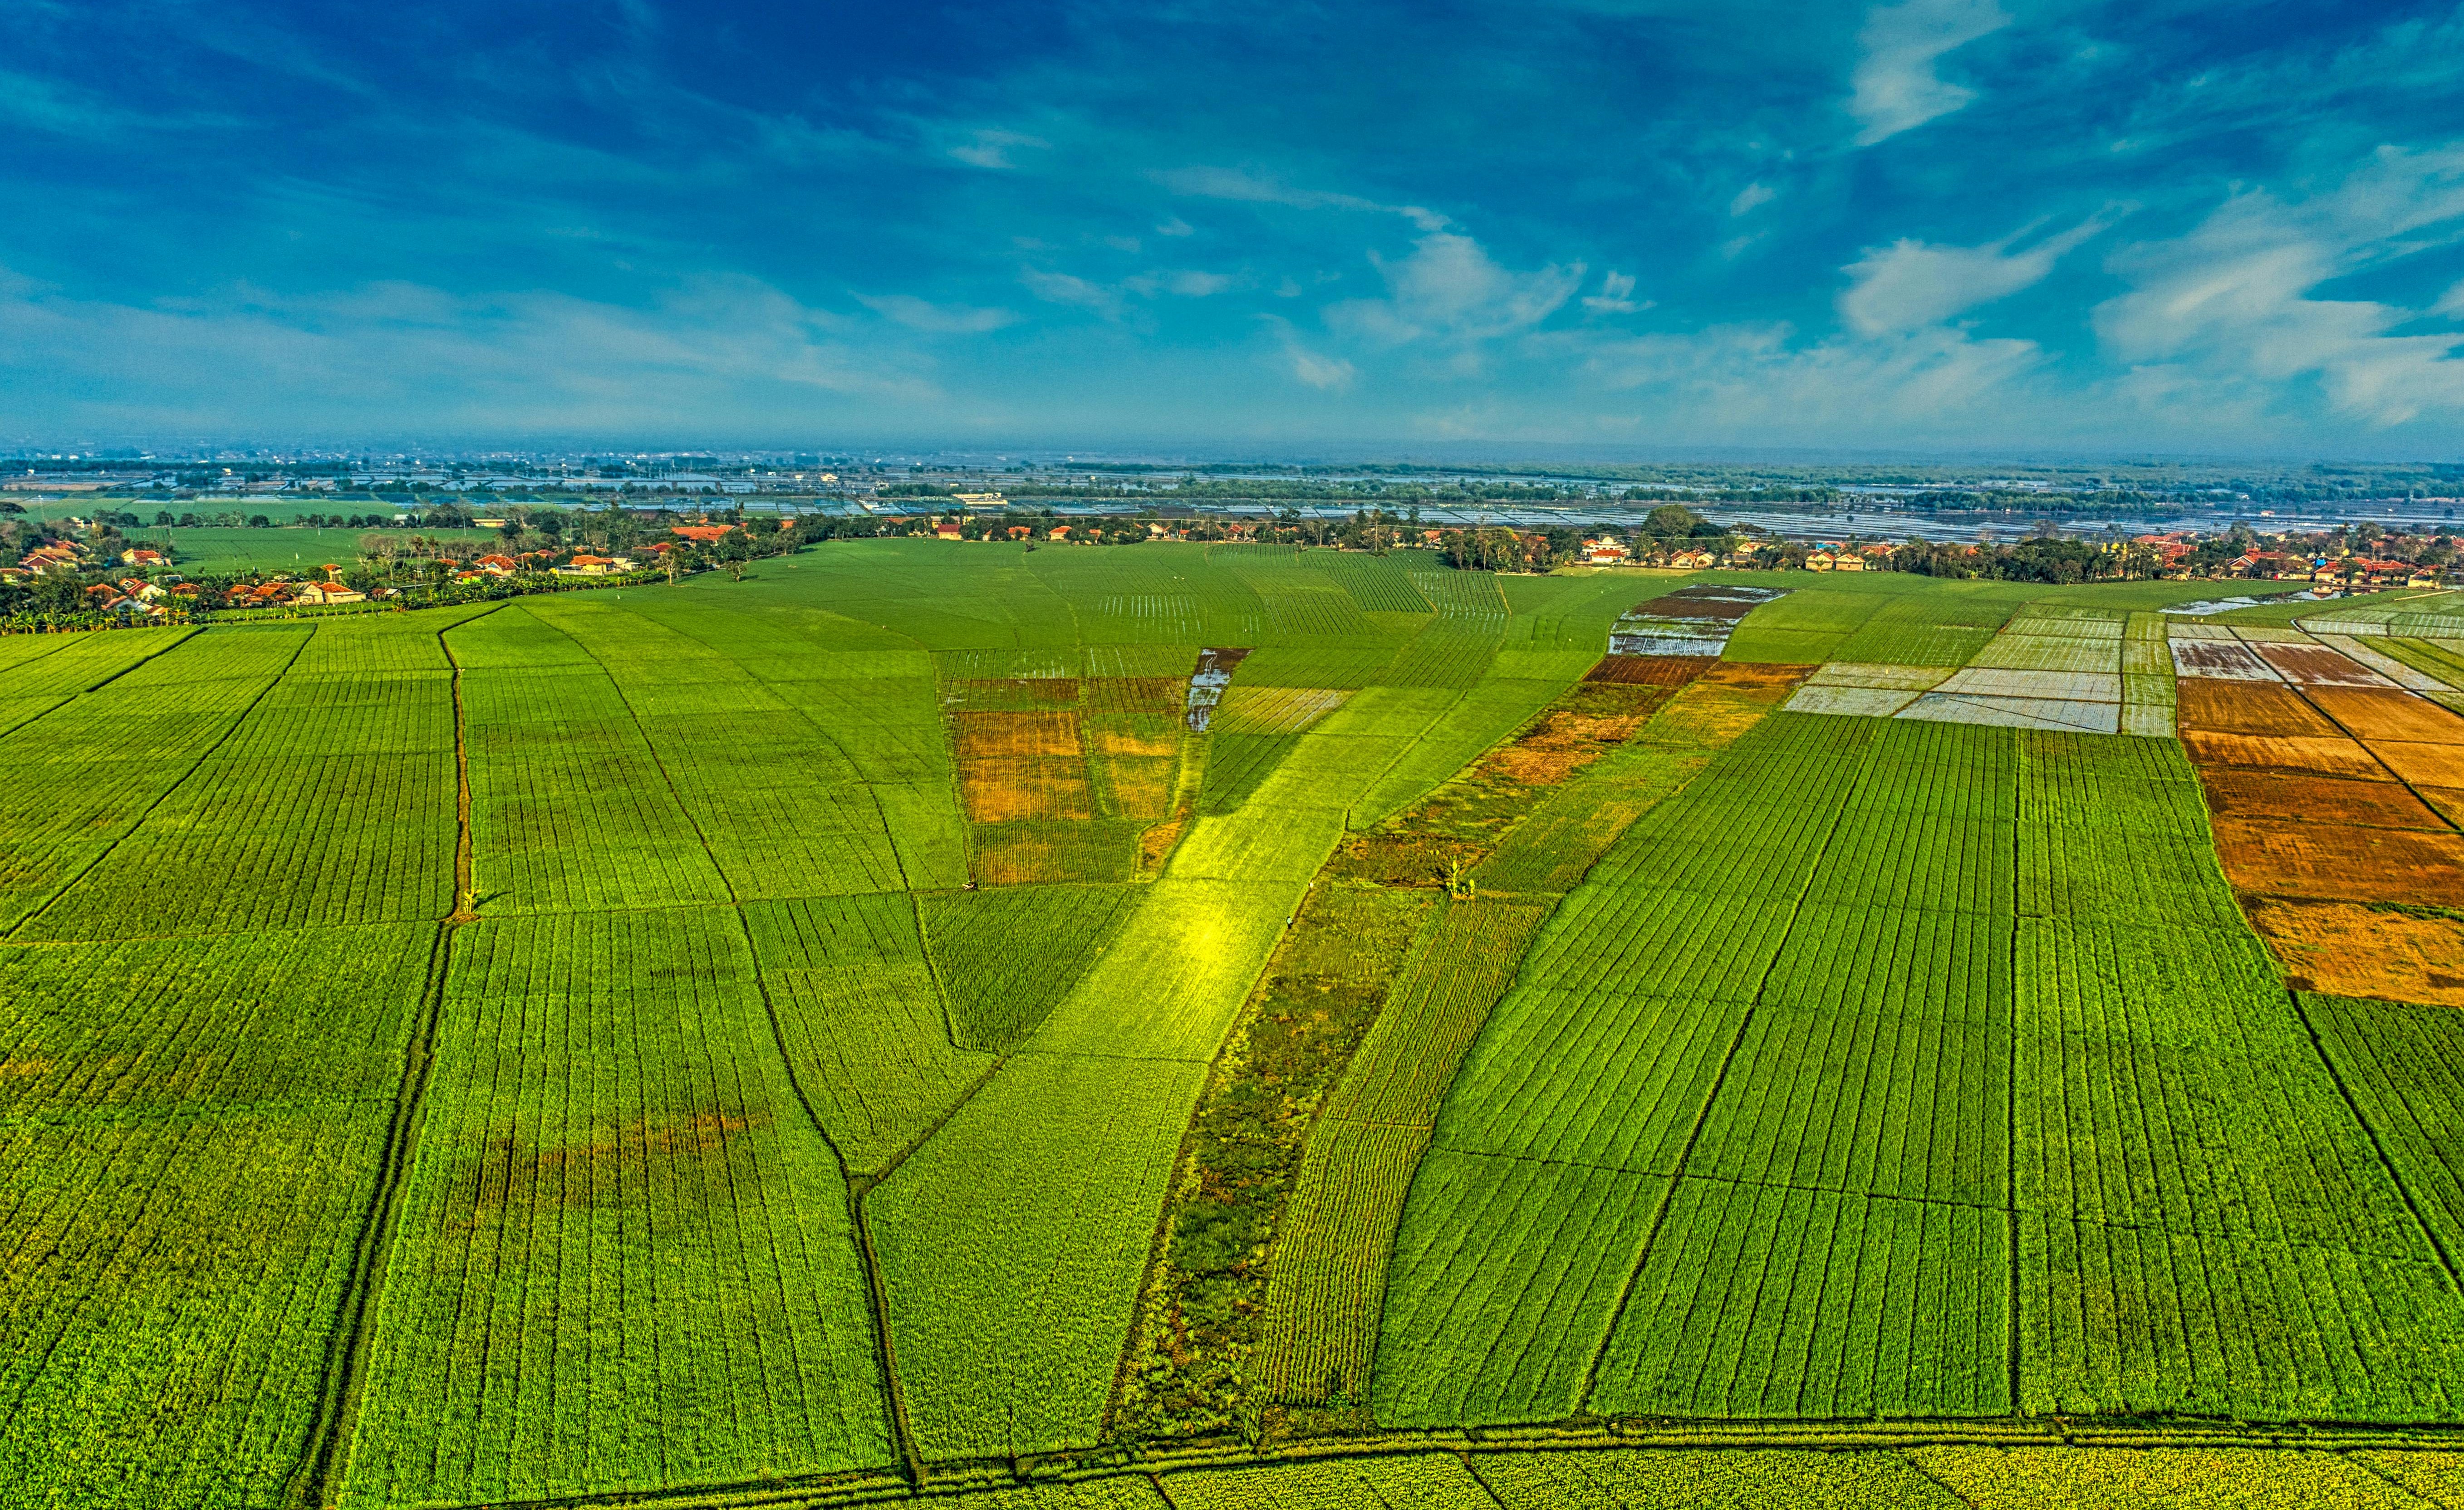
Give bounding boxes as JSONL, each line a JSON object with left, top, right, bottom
{"left": 2370, "top": 740, "right": 2464, "bottom": 789}
{"left": 2195, "top": 768, "right": 2445, "bottom": 829}
{"left": 2241, "top": 895, "right": 2464, "bottom": 1005}
{"left": 2179, "top": 730, "right": 2389, "bottom": 779}
{"left": 2212, "top": 818, "right": 2464, "bottom": 904}
{"left": 2304, "top": 685, "right": 2464, "bottom": 742}
{"left": 2175, "top": 679, "right": 2339, "bottom": 737}
{"left": 1584, "top": 654, "right": 1716, "bottom": 687}
{"left": 2253, "top": 643, "right": 2392, "bottom": 687}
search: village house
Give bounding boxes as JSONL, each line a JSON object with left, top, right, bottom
{"left": 1581, "top": 537, "right": 1630, "bottom": 564}
{"left": 292, "top": 579, "right": 365, "bottom": 605}
{"left": 670, "top": 525, "right": 730, "bottom": 544}
{"left": 474, "top": 553, "right": 520, "bottom": 576}
{"left": 120, "top": 548, "right": 168, "bottom": 569}
{"left": 1804, "top": 549, "right": 1836, "bottom": 571}
{"left": 551, "top": 553, "right": 629, "bottom": 576}
{"left": 1669, "top": 549, "right": 1715, "bottom": 569}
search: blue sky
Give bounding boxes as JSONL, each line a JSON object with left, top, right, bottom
{"left": 3, "top": 0, "right": 2462, "bottom": 454}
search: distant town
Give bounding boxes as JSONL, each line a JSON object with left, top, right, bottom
{"left": 3, "top": 446, "right": 2461, "bottom": 628}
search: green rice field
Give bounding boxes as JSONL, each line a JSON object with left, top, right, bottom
{"left": 7, "top": 539, "right": 2464, "bottom": 1508}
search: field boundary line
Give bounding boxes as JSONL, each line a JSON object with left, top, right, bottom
{"left": 2279, "top": 677, "right": 2464, "bottom": 835}
{"left": 376, "top": 1420, "right": 2464, "bottom": 1510}
{"left": 2286, "top": 990, "right": 2464, "bottom": 1293}
{"left": 2005, "top": 742, "right": 2024, "bottom": 1418}
{"left": 6, "top": 624, "right": 309, "bottom": 940}
{"left": 77, "top": 623, "right": 201, "bottom": 689}
{"left": 560, "top": 619, "right": 928, "bottom": 1488}
{"left": 290, "top": 603, "right": 502, "bottom": 1509}
{"left": 1573, "top": 725, "right": 1884, "bottom": 1416}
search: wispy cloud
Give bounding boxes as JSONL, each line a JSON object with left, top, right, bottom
{"left": 1328, "top": 231, "right": 1583, "bottom": 348}
{"left": 948, "top": 128, "right": 1048, "bottom": 170}
{"left": 1728, "top": 181, "right": 1776, "bottom": 216}
{"left": 1848, "top": 0, "right": 2008, "bottom": 146}
{"left": 1152, "top": 165, "right": 1446, "bottom": 229}
{"left": 857, "top": 293, "right": 1016, "bottom": 333}
{"left": 2094, "top": 147, "right": 2464, "bottom": 427}
{"left": 1839, "top": 211, "right": 2117, "bottom": 334}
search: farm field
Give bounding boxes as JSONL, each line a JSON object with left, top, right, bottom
{"left": 6, "top": 541, "right": 2464, "bottom": 1508}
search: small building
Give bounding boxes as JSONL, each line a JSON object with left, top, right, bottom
{"left": 1669, "top": 549, "right": 1715, "bottom": 569}
{"left": 671, "top": 525, "right": 729, "bottom": 544}
{"left": 1804, "top": 550, "right": 1836, "bottom": 571}
{"left": 293, "top": 580, "right": 366, "bottom": 605}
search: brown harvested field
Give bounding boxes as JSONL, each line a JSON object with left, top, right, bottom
{"left": 1584, "top": 654, "right": 1716, "bottom": 686}
{"left": 2306, "top": 685, "right": 2464, "bottom": 742}
{"left": 1701, "top": 661, "right": 1815, "bottom": 696}
{"left": 2252, "top": 642, "right": 2394, "bottom": 687}
{"left": 2240, "top": 895, "right": 2464, "bottom": 1005}
{"left": 953, "top": 709, "right": 1084, "bottom": 762}
{"left": 2178, "top": 729, "right": 2389, "bottom": 779}
{"left": 1482, "top": 686, "right": 1670, "bottom": 784}
{"left": 2211, "top": 818, "right": 2464, "bottom": 904}
{"left": 2174, "top": 678, "right": 2339, "bottom": 736}
{"left": 2196, "top": 768, "right": 2446, "bottom": 829}
{"left": 2171, "top": 640, "right": 2280, "bottom": 679}
{"left": 961, "top": 756, "right": 1094, "bottom": 822}
{"left": 2369, "top": 740, "right": 2464, "bottom": 789}
{"left": 1088, "top": 727, "right": 1180, "bottom": 757}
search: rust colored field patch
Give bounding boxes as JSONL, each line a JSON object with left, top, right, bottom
{"left": 1702, "top": 662, "right": 1815, "bottom": 696}
{"left": 2307, "top": 685, "right": 2464, "bottom": 743}
{"left": 2419, "top": 787, "right": 2464, "bottom": 828}
{"left": 2369, "top": 740, "right": 2464, "bottom": 789}
{"left": 2253, "top": 642, "right": 2393, "bottom": 687}
{"left": 2196, "top": 768, "right": 2445, "bottom": 829}
{"left": 2212, "top": 818, "right": 2464, "bottom": 904}
{"left": 2179, "top": 729, "right": 2389, "bottom": 779}
{"left": 953, "top": 709, "right": 1083, "bottom": 762}
{"left": 1585, "top": 654, "right": 1716, "bottom": 687}
{"left": 1089, "top": 728, "right": 1180, "bottom": 757}
{"left": 2241, "top": 895, "right": 2464, "bottom": 1006}
{"left": 961, "top": 757, "right": 1093, "bottom": 822}
{"left": 1630, "top": 592, "right": 1758, "bottom": 621}
{"left": 2175, "top": 679, "right": 2339, "bottom": 737}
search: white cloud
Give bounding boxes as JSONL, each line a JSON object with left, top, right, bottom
{"left": 2094, "top": 146, "right": 2464, "bottom": 427}
{"left": 1328, "top": 231, "right": 1583, "bottom": 348}
{"left": 1168, "top": 270, "right": 1232, "bottom": 297}
{"left": 856, "top": 294, "right": 1015, "bottom": 334}
{"left": 2438, "top": 279, "right": 2464, "bottom": 319}
{"left": 1838, "top": 213, "right": 2112, "bottom": 334}
{"left": 948, "top": 128, "right": 1047, "bottom": 170}
{"left": 1019, "top": 268, "right": 1122, "bottom": 317}
{"left": 1848, "top": 0, "right": 2009, "bottom": 146}
{"left": 1153, "top": 165, "right": 1447, "bottom": 230}
{"left": 1291, "top": 349, "right": 1355, "bottom": 389}
{"left": 1156, "top": 216, "right": 1195, "bottom": 237}
{"left": 1583, "top": 270, "right": 1644, "bottom": 314}
{"left": 1729, "top": 181, "right": 1776, "bottom": 216}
